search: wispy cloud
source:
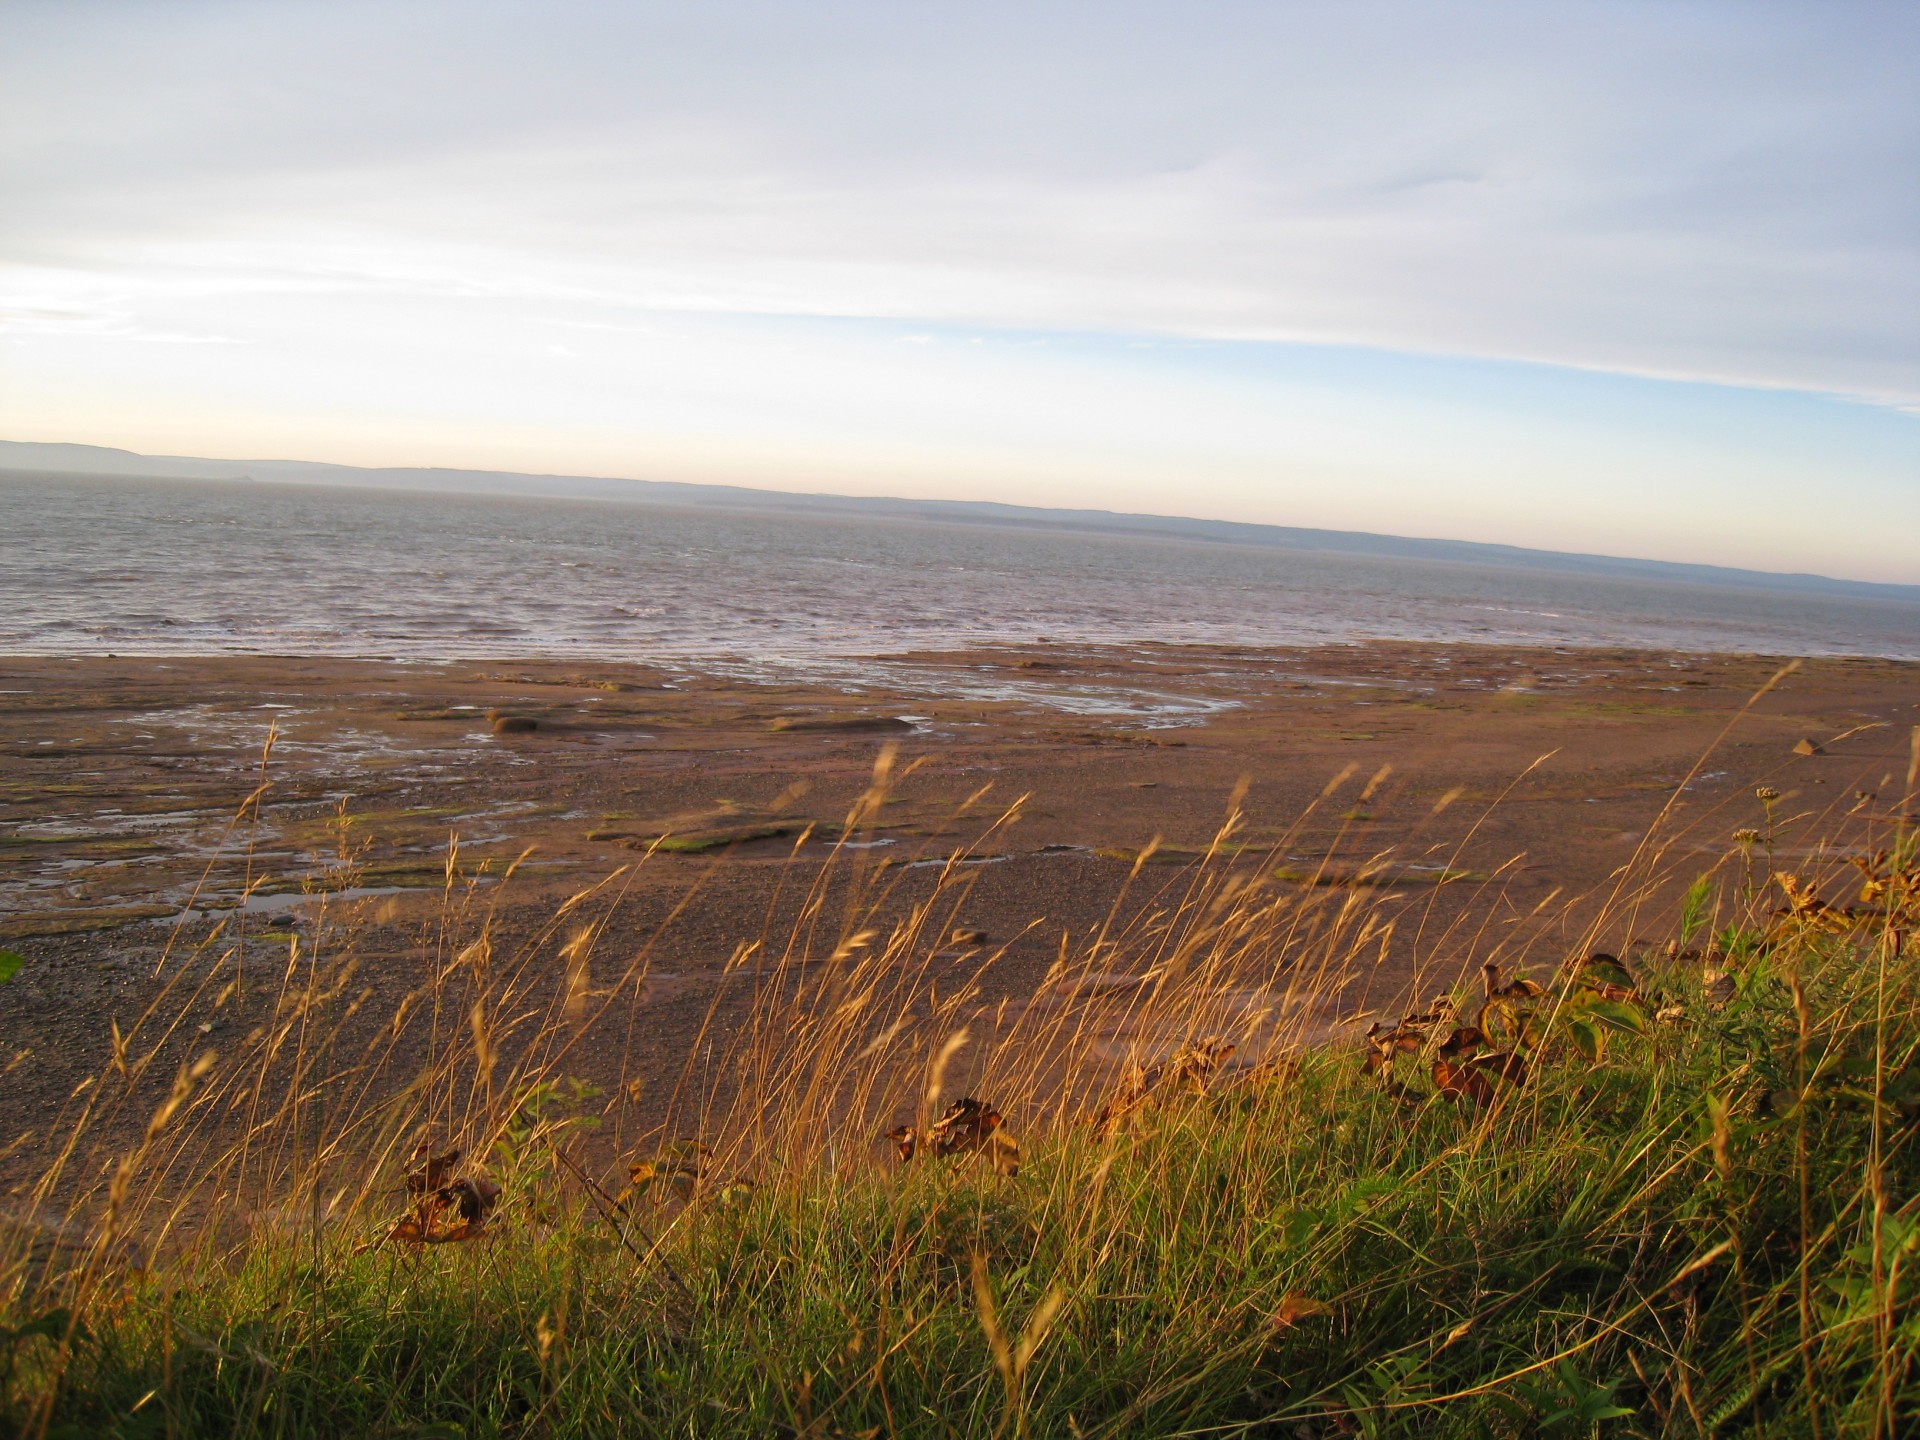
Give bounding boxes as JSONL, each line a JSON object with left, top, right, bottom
{"left": 4, "top": 0, "right": 1913, "bottom": 400}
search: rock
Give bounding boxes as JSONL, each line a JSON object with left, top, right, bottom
{"left": 950, "top": 927, "right": 988, "bottom": 946}
{"left": 1793, "top": 738, "right": 1823, "bottom": 756}
{"left": 491, "top": 715, "right": 539, "bottom": 735}
{"left": 654, "top": 824, "right": 793, "bottom": 852}
{"left": 768, "top": 715, "right": 913, "bottom": 734}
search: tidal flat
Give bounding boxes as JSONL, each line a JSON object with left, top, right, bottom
{"left": 2, "top": 641, "right": 1914, "bottom": 1170}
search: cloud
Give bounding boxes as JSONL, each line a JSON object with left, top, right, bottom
{"left": 0, "top": 284, "right": 241, "bottom": 345}
{"left": 1, "top": 0, "right": 1914, "bottom": 403}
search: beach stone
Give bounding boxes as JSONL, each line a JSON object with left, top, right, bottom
{"left": 491, "top": 715, "right": 539, "bottom": 735}
{"left": 1793, "top": 738, "right": 1823, "bottom": 756}
{"left": 768, "top": 715, "right": 912, "bottom": 734}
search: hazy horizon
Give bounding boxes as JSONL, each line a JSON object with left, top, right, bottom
{"left": 3, "top": 2, "right": 1916, "bottom": 581}
{"left": 9, "top": 436, "right": 1920, "bottom": 600}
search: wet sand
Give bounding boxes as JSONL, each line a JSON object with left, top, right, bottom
{"left": 3, "top": 642, "right": 1916, "bottom": 1173}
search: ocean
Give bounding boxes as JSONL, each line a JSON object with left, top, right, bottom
{"left": 4, "top": 469, "right": 1917, "bottom": 665}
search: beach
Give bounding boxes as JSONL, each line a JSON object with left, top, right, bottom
{"left": 4, "top": 641, "right": 1914, "bottom": 1158}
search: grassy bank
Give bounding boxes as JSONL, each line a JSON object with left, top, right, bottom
{"left": 3, "top": 746, "right": 1917, "bottom": 1436}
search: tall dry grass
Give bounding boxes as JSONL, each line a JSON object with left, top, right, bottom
{"left": 2, "top": 684, "right": 1916, "bottom": 1437}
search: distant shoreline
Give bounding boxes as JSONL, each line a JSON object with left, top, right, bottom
{"left": 6, "top": 439, "right": 1917, "bottom": 601}
{"left": 0, "top": 636, "right": 1856, "bottom": 668}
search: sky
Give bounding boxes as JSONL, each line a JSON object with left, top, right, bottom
{"left": 1, "top": 1, "right": 1916, "bottom": 581}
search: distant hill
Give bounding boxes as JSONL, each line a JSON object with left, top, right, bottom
{"left": 4, "top": 438, "right": 1915, "bottom": 602}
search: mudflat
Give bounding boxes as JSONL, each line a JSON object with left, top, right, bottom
{"left": 2, "top": 642, "right": 1915, "bottom": 1163}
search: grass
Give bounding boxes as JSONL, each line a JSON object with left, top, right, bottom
{"left": 2, "top": 703, "right": 1918, "bottom": 1437}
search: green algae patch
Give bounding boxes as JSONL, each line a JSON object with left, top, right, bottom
{"left": 653, "top": 823, "right": 798, "bottom": 852}
{"left": 386, "top": 707, "right": 474, "bottom": 722}
{"left": 0, "top": 904, "right": 180, "bottom": 940}
{"left": 248, "top": 856, "right": 518, "bottom": 897}
{"left": 591, "top": 810, "right": 833, "bottom": 849}
{"left": 1, "top": 834, "right": 170, "bottom": 861}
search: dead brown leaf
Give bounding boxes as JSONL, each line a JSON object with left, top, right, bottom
{"left": 1361, "top": 1020, "right": 1429, "bottom": 1076}
{"left": 1363, "top": 978, "right": 1537, "bottom": 1106}
{"left": 445, "top": 1176, "right": 501, "bottom": 1228}
{"left": 1770, "top": 872, "right": 1877, "bottom": 937}
{"left": 1480, "top": 961, "right": 1544, "bottom": 1002}
{"left": 1090, "top": 1037, "right": 1238, "bottom": 1137}
{"left": 1431, "top": 1059, "right": 1497, "bottom": 1106}
{"left": 1271, "top": 1291, "right": 1332, "bottom": 1329}
{"left": 885, "top": 1123, "right": 919, "bottom": 1162}
{"left": 406, "top": 1144, "right": 462, "bottom": 1197}
{"left": 363, "top": 1144, "right": 501, "bottom": 1250}
{"left": 893, "top": 1098, "right": 1021, "bottom": 1175}
{"left": 1468, "top": 1050, "right": 1529, "bottom": 1088}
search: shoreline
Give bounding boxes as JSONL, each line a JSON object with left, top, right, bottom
{"left": 7, "top": 630, "right": 1920, "bottom": 666}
